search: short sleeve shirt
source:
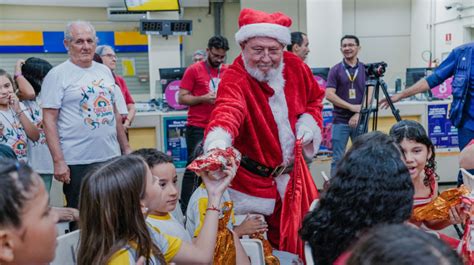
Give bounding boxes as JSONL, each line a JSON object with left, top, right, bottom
{"left": 185, "top": 183, "right": 234, "bottom": 237}
{"left": 23, "top": 98, "right": 53, "bottom": 173}
{"left": 107, "top": 225, "right": 182, "bottom": 265}
{"left": 115, "top": 75, "right": 135, "bottom": 105}
{"left": 0, "top": 102, "right": 30, "bottom": 162}
{"left": 326, "top": 60, "right": 366, "bottom": 124}
{"left": 180, "top": 61, "right": 227, "bottom": 128}
{"left": 40, "top": 60, "right": 121, "bottom": 165}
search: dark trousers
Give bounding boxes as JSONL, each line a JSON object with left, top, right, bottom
{"left": 64, "top": 161, "right": 105, "bottom": 209}
{"left": 180, "top": 125, "right": 204, "bottom": 214}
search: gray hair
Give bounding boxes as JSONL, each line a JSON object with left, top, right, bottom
{"left": 193, "top": 49, "right": 206, "bottom": 57}
{"left": 96, "top": 45, "right": 114, "bottom": 56}
{"left": 64, "top": 20, "right": 97, "bottom": 41}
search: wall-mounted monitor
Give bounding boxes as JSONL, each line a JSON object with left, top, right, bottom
{"left": 405, "top": 67, "right": 433, "bottom": 88}
{"left": 312, "top": 67, "right": 330, "bottom": 90}
{"left": 125, "top": 0, "right": 180, "bottom": 12}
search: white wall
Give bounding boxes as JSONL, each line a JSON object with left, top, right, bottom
{"left": 343, "top": 0, "right": 412, "bottom": 89}
{"left": 306, "top": 0, "right": 343, "bottom": 68}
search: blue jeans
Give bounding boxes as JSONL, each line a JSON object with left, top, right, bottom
{"left": 331, "top": 123, "right": 358, "bottom": 177}
{"left": 457, "top": 126, "right": 474, "bottom": 185}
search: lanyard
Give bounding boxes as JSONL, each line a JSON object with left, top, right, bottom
{"left": 204, "top": 62, "right": 221, "bottom": 90}
{"left": 343, "top": 62, "right": 359, "bottom": 83}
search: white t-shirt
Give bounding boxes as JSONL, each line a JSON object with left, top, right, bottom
{"left": 186, "top": 184, "right": 235, "bottom": 238}
{"left": 23, "top": 99, "right": 54, "bottom": 174}
{"left": 40, "top": 60, "right": 121, "bottom": 165}
{"left": 0, "top": 103, "right": 30, "bottom": 162}
{"left": 147, "top": 213, "right": 192, "bottom": 242}
{"left": 114, "top": 82, "right": 128, "bottom": 116}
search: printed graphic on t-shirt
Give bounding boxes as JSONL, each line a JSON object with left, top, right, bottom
{"left": 79, "top": 79, "right": 116, "bottom": 130}
{"left": 0, "top": 117, "right": 28, "bottom": 161}
{"left": 26, "top": 104, "right": 47, "bottom": 146}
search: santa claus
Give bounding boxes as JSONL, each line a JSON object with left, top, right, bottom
{"left": 203, "top": 8, "right": 324, "bottom": 247}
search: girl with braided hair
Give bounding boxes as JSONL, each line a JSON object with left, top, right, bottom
{"left": 390, "top": 120, "right": 463, "bottom": 248}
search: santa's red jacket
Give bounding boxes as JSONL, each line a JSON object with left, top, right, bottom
{"left": 204, "top": 51, "right": 324, "bottom": 216}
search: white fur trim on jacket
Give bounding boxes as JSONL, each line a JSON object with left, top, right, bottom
{"left": 228, "top": 188, "right": 276, "bottom": 215}
{"left": 203, "top": 127, "right": 232, "bottom": 152}
{"left": 267, "top": 63, "right": 295, "bottom": 166}
{"left": 235, "top": 23, "right": 291, "bottom": 45}
{"left": 296, "top": 113, "right": 322, "bottom": 158}
{"left": 275, "top": 173, "right": 290, "bottom": 199}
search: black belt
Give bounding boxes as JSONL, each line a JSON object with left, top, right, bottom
{"left": 240, "top": 155, "right": 293, "bottom": 178}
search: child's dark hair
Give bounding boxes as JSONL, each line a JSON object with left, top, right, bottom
{"left": 389, "top": 120, "right": 437, "bottom": 186}
{"left": 0, "top": 159, "right": 37, "bottom": 228}
{"left": 300, "top": 132, "right": 413, "bottom": 265}
{"left": 77, "top": 155, "right": 165, "bottom": 265}
{"left": 0, "top": 69, "right": 16, "bottom": 91}
{"left": 132, "top": 148, "right": 173, "bottom": 168}
{"left": 21, "top": 57, "right": 53, "bottom": 95}
{"left": 348, "top": 224, "right": 463, "bottom": 265}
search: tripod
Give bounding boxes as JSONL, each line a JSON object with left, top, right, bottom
{"left": 355, "top": 76, "right": 402, "bottom": 137}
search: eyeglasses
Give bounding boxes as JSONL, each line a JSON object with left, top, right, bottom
{"left": 248, "top": 46, "right": 283, "bottom": 58}
{"left": 341, "top": 43, "right": 358, "bottom": 48}
{"left": 102, "top": 54, "right": 117, "bottom": 59}
{"left": 208, "top": 49, "right": 226, "bottom": 60}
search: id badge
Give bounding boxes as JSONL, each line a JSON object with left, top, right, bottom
{"left": 349, "top": 88, "right": 356, "bottom": 99}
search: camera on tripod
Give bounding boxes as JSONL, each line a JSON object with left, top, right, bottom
{"left": 365, "top": 61, "right": 387, "bottom": 78}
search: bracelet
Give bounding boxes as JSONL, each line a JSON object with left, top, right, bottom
{"left": 15, "top": 110, "right": 24, "bottom": 118}
{"left": 206, "top": 205, "right": 220, "bottom": 213}
{"left": 14, "top": 72, "right": 22, "bottom": 79}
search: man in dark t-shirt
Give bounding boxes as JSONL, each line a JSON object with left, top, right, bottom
{"left": 326, "top": 35, "right": 370, "bottom": 177}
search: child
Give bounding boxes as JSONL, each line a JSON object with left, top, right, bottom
{"left": 300, "top": 132, "right": 414, "bottom": 265}
{"left": 0, "top": 69, "right": 39, "bottom": 162}
{"left": 348, "top": 224, "right": 463, "bottom": 265}
{"left": 77, "top": 155, "right": 249, "bottom": 265}
{"left": 0, "top": 159, "right": 59, "bottom": 265}
{"left": 15, "top": 58, "right": 54, "bottom": 192}
{"left": 389, "top": 120, "right": 463, "bottom": 247}
{"left": 132, "top": 148, "right": 191, "bottom": 241}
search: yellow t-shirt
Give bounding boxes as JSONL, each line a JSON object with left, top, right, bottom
{"left": 147, "top": 213, "right": 192, "bottom": 242}
{"left": 185, "top": 183, "right": 235, "bottom": 237}
{"left": 108, "top": 224, "right": 182, "bottom": 264}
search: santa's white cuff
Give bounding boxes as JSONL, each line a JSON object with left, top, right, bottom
{"left": 204, "top": 126, "right": 232, "bottom": 152}
{"left": 296, "top": 113, "right": 322, "bottom": 158}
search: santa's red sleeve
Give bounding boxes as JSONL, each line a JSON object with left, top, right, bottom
{"left": 203, "top": 74, "right": 247, "bottom": 151}
{"left": 296, "top": 63, "right": 325, "bottom": 157}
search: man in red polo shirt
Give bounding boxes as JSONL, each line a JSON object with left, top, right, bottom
{"left": 178, "top": 35, "right": 229, "bottom": 213}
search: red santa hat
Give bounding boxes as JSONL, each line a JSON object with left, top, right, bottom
{"left": 235, "top": 8, "right": 292, "bottom": 45}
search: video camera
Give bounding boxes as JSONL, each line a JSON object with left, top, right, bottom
{"left": 365, "top": 61, "right": 387, "bottom": 78}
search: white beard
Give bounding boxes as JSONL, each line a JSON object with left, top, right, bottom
{"left": 242, "top": 53, "right": 284, "bottom": 83}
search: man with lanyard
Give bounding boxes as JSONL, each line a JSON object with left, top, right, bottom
{"left": 178, "top": 35, "right": 229, "bottom": 213}
{"left": 326, "top": 35, "right": 371, "bottom": 177}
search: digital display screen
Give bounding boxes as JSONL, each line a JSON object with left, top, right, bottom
{"left": 142, "top": 21, "right": 163, "bottom": 32}
{"left": 171, "top": 22, "right": 191, "bottom": 32}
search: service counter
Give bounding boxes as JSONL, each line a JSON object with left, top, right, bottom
{"left": 129, "top": 99, "right": 460, "bottom": 190}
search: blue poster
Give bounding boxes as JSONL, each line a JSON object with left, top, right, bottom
{"left": 319, "top": 106, "right": 333, "bottom": 155}
{"left": 427, "top": 104, "right": 458, "bottom": 149}
{"left": 163, "top": 116, "right": 188, "bottom": 168}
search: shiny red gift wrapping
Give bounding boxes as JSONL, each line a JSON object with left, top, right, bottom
{"left": 187, "top": 147, "right": 241, "bottom": 176}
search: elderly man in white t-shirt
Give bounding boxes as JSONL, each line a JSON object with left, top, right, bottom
{"left": 41, "top": 21, "right": 131, "bottom": 210}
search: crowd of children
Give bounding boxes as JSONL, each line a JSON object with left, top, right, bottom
{"left": 0, "top": 59, "right": 472, "bottom": 264}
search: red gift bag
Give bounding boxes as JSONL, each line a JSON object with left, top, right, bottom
{"left": 279, "top": 139, "right": 319, "bottom": 263}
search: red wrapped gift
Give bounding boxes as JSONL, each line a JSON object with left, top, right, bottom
{"left": 187, "top": 147, "right": 241, "bottom": 178}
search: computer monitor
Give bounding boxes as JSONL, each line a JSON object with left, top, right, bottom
{"left": 159, "top": 67, "right": 187, "bottom": 110}
{"left": 312, "top": 67, "right": 330, "bottom": 90}
{"left": 159, "top": 67, "right": 186, "bottom": 81}
{"left": 405, "top": 67, "right": 433, "bottom": 88}
{"left": 311, "top": 67, "right": 330, "bottom": 81}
